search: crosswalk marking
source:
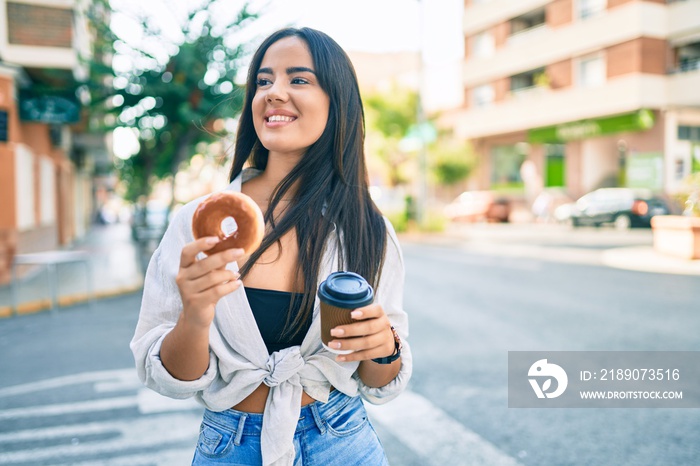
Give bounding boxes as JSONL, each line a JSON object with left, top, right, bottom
{"left": 52, "top": 448, "right": 196, "bottom": 466}
{"left": 0, "top": 370, "right": 202, "bottom": 465}
{"left": 0, "top": 396, "right": 138, "bottom": 421}
{"left": 366, "top": 390, "right": 522, "bottom": 466}
{"left": 0, "top": 413, "right": 201, "bottom": 464}
{"left": 0, "top": 369, "right": 135, "bottom": 398}
{"left": 0, "top": 369, "right": 519, "bottom": 465}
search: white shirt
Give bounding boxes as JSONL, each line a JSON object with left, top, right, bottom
{"left": 130, "top": 169, "right": 412, "bottom": 466}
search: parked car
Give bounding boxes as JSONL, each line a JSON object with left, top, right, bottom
{"left": 444, "top": 191, "right": 511, "bottom": 223}
{"left": 564, "top": 188, "right": 670, "bottom": 229}
{"left": 131, "top": 200, "right": 170, "bottom": 242}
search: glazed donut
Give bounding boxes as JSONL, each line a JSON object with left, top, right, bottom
{"left": 192, "top": 191, "right": 265, "bottom": 255}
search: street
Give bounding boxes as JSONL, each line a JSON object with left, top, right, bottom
{"left": 0, "top": 227, "right": 699, "bottom": 465}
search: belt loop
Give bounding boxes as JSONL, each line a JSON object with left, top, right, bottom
{"left": 310, "top": 402, "right": 326, "bottom": 435}
{"left": 233, "top": 412, "right": 247, "bottom": 446}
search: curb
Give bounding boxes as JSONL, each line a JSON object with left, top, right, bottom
{"left": 601, "top": 247, "right": 700, "bottom": 276}
{"left": 0, "top": 284, "right": 143, "bottom": 318}
{"left": 397, "top": 232, "right": 700, "bottom": 276}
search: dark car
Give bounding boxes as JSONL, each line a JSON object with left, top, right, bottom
{"left": 131, "top": 201, "right": 170, "bottom": 242}
{"left": 567, "top": 188, "right": 670, "bottom": 229}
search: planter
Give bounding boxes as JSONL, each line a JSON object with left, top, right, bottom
{"left": 651, "top": 215, "right": 700, "bottom": 260}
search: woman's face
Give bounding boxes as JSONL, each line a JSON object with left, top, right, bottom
{"left": 252, "top": 36, "right": 331, "bottom": 159}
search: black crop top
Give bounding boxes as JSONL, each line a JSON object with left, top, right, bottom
{"left": 244, "top": 287, "right": 311, "bottom": 354}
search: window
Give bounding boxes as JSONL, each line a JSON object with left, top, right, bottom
{"left": 578, "top": 54, "right": 606, "bottom": 88}
{"left": 675, "top": 42, "right": 700, "bottom": 73}
{"left": 510, "top": 67, "right": 546, "bottom": 93}
{"left": 578, "top": 0, "right": 607, "bottom": 19}
{"left": 509, "top": 8, "right": 546, "bottom": 36}
{"left": 678, "top": 126, "right": 700, "bottom": 141}
{"left": 472, "top": 31, "right": 495, "bottom": 58}
{"left": 473, "top": 84, "right": 494, "bottom": 107}
{"left": 491, "top": 145, "right": 525, "bottom": 190}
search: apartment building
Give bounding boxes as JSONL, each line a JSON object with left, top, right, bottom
{"left": 453, "top": 0, "right": 700, "bottom": 201}
{"left": 0, "top": 0, "right": 101, "bottom": 283}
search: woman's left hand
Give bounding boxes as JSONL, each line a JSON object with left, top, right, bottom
{"left": 328, "top": 304, "right": 395, "bottom": 362}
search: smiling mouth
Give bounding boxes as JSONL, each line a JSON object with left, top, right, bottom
{"left": 266, "top": 115, "right": 296, "bottom": 123}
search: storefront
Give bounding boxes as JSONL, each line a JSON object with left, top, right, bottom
{"left": 527, "top": 109, "right": 663, "bottom": 197}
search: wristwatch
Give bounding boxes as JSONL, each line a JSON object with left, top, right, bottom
{"left": 372, "top": 326, "right": 402, "bottom": 364}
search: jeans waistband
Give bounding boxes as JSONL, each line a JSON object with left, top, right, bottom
{"left": 202, "top": 389, "right": 357, "bottom": 438}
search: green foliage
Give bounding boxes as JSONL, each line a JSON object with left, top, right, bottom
{"left": 385, "top": 208, "right": 446, "bottom": 234}
{"left": 83, "top": 0, "right": 256, "bottom": 202}
{"left": 364, "top": 86, "right": 420, "bottom": 187}
{"left": 430, "top": 141, "right": 475, "bottom": 186}
{"left": 364, "top": 86, "right": 474, "bottom": 192}
{"left": 385, "top": 210, "right": 408, "bottom": 233}
{"left": 420, "top": 210, "right": 447, "bottom": 233}
{"left": 365, "top": 88, "right": 418, "bottom": 139}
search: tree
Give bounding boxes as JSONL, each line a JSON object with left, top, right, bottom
{"left": 84, "top": 0, "right": 257, "bottom": 202}
{"left": 364, "top": 86, "right": 419, "bottom": 187}
{"left": 431, "top": 140, "right": 475, "bottom": 187}
{"left": 365, "top": 86, "right": 474, "bottom": 191}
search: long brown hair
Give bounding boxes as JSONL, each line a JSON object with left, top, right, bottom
{"left": 229, "top": 27, "right": 387, "bottom": 336}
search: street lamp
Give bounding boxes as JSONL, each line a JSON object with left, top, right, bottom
{"left": 415, "top": 0, "right": 428, "bottom": 226}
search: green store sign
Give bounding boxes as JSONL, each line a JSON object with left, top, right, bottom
{"left": 528, "top": 109, "right": 655, "bottom": 143}
{"left": 19, "top": 90, "right": 80, "bottom": 124}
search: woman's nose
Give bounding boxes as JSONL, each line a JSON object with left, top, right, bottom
{"left": 266, "top": 81, "right": 288, "bottom": 103}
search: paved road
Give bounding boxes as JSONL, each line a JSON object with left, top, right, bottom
{"left": 399, "top": 240, "right": 700, "bottom": 466}
{"left": 1, "top": 230, "right": 699, "bottom": 465}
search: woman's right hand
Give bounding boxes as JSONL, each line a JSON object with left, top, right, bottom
{"left": 175, "top": 237, "right": 244, "bottom": 329}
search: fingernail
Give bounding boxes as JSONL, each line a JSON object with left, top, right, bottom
{"left": 330, "top": 328, "right": 344, "bottom": 337}
{"left": 206, "top": 237, "right": 220, "bottom": 245}
{"left": 351, "top": 310, "right": 362, "bottom": 319}
{"left": 332, "top": 341, "right": 342, "bottom": 349}
{"left": 337, "top": 356, "right": 346, "bottom": 362}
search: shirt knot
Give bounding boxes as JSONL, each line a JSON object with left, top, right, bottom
{"left": 263, "top": 346, "right": 305, "bottom": 388}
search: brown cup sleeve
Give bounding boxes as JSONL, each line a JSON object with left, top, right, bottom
{"left": 320, "top": 302, "right": 355, "bottom": 346}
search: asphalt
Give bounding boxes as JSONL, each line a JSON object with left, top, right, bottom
{"left": 0, "top": 220, "right": 697, "bottom": 317}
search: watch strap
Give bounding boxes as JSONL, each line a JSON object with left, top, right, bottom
{"left": 372, "top": 326, "right": 402, "bottom": 364}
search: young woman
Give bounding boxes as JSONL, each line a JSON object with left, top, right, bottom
{"left": 131, "top": 27, "right": 411, "bottom": 466}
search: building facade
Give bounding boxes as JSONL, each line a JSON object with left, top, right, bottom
{"left": 453, "top": 0, "right": 700, "bottom": 202}
{"left": 0, "top": 0, "right": 102, "bottom": 284}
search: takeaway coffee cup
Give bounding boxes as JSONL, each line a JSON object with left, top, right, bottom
{"left": 318, "top": 271, "right": 374, "bottom": 354}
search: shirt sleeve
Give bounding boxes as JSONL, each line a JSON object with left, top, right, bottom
{"left": 129, "top": 205, "right": 218, "bottom": 399}
{"left": 357, "top": 218, "right": 413, "bottom": 404}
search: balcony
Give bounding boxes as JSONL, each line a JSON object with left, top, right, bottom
{"left": 668, "top": 68, "right": 700, "bottom": 107}
{"left": 464, "top": 0, "right": 551, "bottom": 36}
{"left": 507, "top": 24, "right": 548, "bottom": 46}
{"left": 0, "top": 1, "right": 89, "bottom": 75}
{"left": 463, "top": 1, "right": 667, "bottom": 87}
{"left": 668, "top": 0, "right": 700, "bottom": 43}
{"left": 453, "top": 74, "right": 668, "bottom": 140}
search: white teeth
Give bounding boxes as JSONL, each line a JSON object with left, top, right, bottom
{"left": 267, "top": 115, "right": 295, "bottom": 122}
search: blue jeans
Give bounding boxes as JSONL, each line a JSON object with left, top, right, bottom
{"left": 191, "top": 389, "right": 389, "bottom": 465}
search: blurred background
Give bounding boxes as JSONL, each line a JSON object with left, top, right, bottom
{"left": 0, "top": 1, "right": 700, "bottom": 465}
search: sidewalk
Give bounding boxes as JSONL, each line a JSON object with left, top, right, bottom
{"left": 1, "top": 221, "right": 698, "bottom": 317}
{"left": 0, "top": 223, "right": 147, "bottom": 316}
{"left": 399, "top": 223, "right": 700, "bottom": 276}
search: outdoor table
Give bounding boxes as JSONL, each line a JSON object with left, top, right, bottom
{"left": 11, "top": 250, "right": 93, "bottom": 315}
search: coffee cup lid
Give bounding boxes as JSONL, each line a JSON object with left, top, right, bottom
{"left": 318, "top": 271, "right": 374, "bottom": 308}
